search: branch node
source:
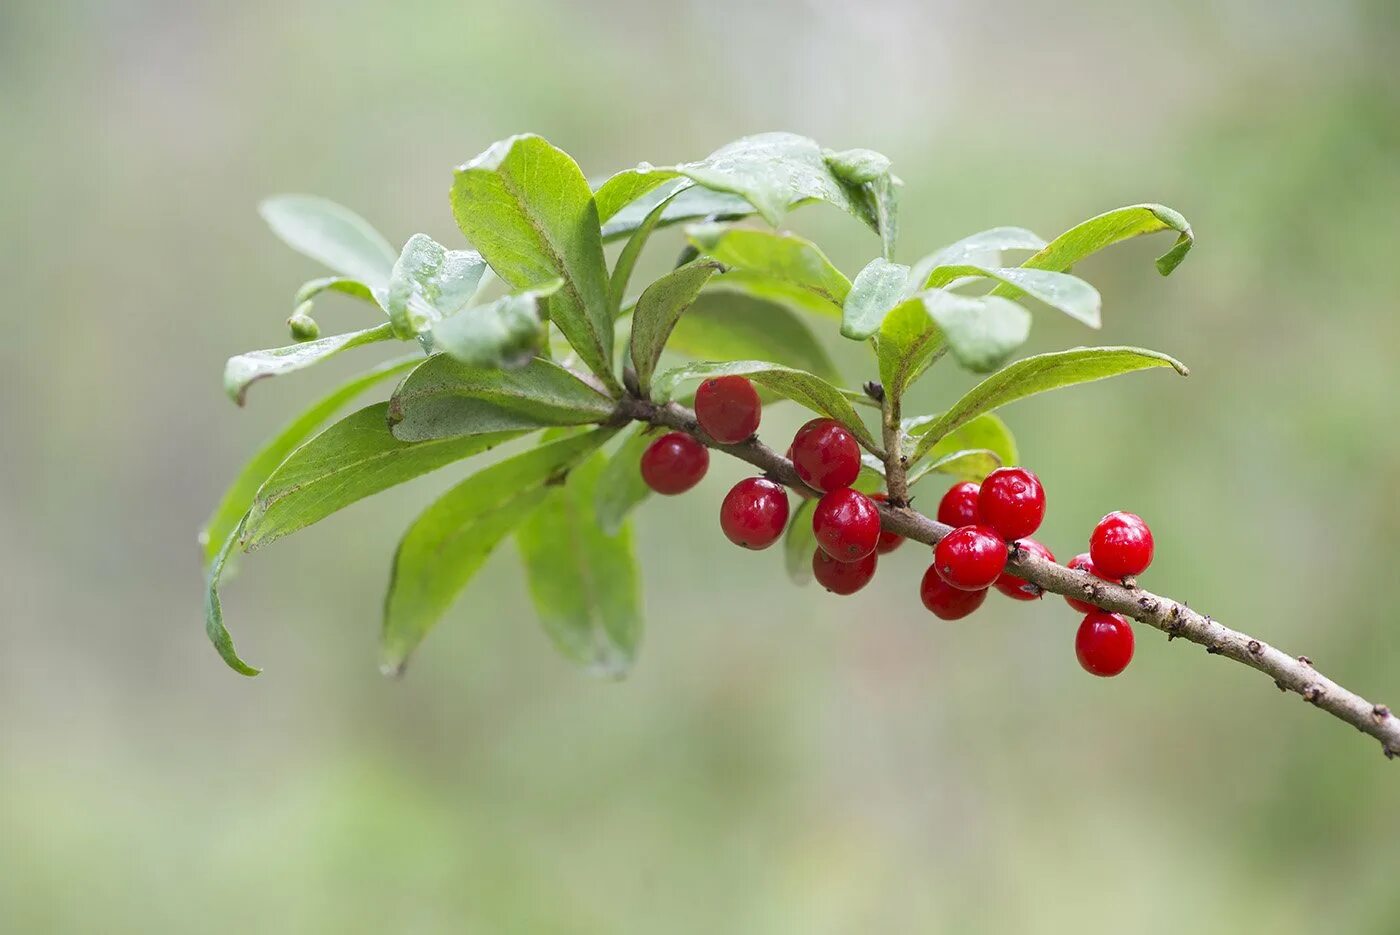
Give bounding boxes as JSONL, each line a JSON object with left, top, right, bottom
{"left": 1247, "top": 639, "right": 1263, "bottom": 655}
{"left": 1298, "top": 655, "right": 1313, "bottom": 667}
{"left": 1372, "top": 704, "right": 1391, "bottom": 722}
{"left": 1137, "top": 596, "right": 1159, "bottom": 614}
{"left": 1302, "top": 684, "right": 1325, "bottom": 705}
{"left": 863, "top": 380, "right": 885, "bottom": 402}
{"left": 1206, "top": 644, "right": 1223, "bottom": 655}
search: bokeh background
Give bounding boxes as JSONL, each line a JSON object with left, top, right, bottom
{"left": 3, "top": 1, "right": 1398, "bottom": 931}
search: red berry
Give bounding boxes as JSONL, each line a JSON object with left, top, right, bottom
{"left": 639, "top": 431, "right": 708, "bottom": 494}
{"left": 919, "top": 565, "right": 988, "bottom": 620}
{"left": 812, "top": 488, "right": 881, "bottom": 562}
{"left": 994, "top": 538, "right": 1055, "bottom": 601}
{"left": 1089, "top": 511, "right": 1154, "bottom": 579}
{"left": 719, "top": 477, "right": 789, "bottom": 549}
{"left": 870, "top": 493, "right": 903, "bottom": 553}
{"left": 813, "top": 549, "right": 877, "bottom": 595}
{"left": 694, "top": 375, "right": 761, "bottom": 444}
{"left": 1075, "top": 611, "right": 1135, "bottom": 676}
{"left": 790, "top": 418, "right": 861, "bottom": 492}
{"left": 936, "top": 481, "right": 981, "bottom": 527}
{"left": 1063, "top": 552, "right": 1110, "bottom": 613}
{"left": 978, "top": 467, "right": 1045, "bottom": 541}
{"left": 933, "top": 525, "right": 1007, "bottom": 591}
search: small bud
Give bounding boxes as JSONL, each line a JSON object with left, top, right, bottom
{"left": 287, "top": 302, "right": 320, "bottom": 341}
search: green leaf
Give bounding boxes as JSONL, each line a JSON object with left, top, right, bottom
{"left": 783, "top": 498, "right": 818, "bottom": 585}
{"left": 598, "top": 176, "right": 754, "bottom": 242}
{"left": 687, "top": 224, "right": 851, "bottom": 320}
{"left": 904, "top": 412, "right": 1018, "bottom": 481}
{"left": 516, "top": 454, "right": 642, "bottom": 677}
{"left": 668, "top": 292, "right": 841, "bottom": 384}
{"left": 593, "top": 168, "right": 682, "bottom": 224}
{"left": 223, "top": 322, "right": 397, "bottom": 406}
{"left": 923, "top": 265, "right": 1102, "bottom": 328}
{"left": 877, "top": 291, "right": 1032, "bottom": 394}
{"left": 824, "top": 148, "right": 891, "bottom": 184}
{"left": 380, "top": 428, "right": 615, "bottom": 675}
{"left": 430, "top": 282, "right": 559, "bottom": 369}
{"left": 904, "top": 226, "right": 1047, "bottom": 295}
{"left": 387, "top": 354, "right": 616, "bottom": 442}
{"left": 241, "top": 403, "right": 522, "bottom": 551}
{"left": 451, "top": 134, "right": 619, "bottom": 391}
{"left": 593, "top": 424, "right": 655, "bottom": 535}
{"left": 385, "top": 233, "right": 488, "bottom": 338}
{"left": 909, "top": 346, "right": 1189, "bottom": 461}
{"left": 200, "top": 356, "right": 421, "bottom": 565}
{"left": 995, "top": 204, "right": 1195, "bottom": 289}
{"left": 607, "top": 181, "right": 693, "bottom": 315}
{"left": 656, "top": 360, "right": 878, "bottom": 451}
{"left": 204, "top": 520, "right": 261, "bottom": 677}
{"left": 295, "top": 276, "right": 378, "bottom": 306}
{"left": 629, "top": 260, "right": 723, "bottom": 394}
{"left": 259, "top": 195, "right": 397, "bottom": 289}
{"left": 842, "top": 257, "right": 910, "bottom": 339}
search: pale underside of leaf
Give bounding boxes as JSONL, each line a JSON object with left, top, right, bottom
{"left": 259, "top": 194, "right": 397, "bottom": 289}
{"left": 223, "top": 322, "right": 398, "bottom": 406}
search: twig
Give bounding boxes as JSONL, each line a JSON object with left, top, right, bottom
{"left": 618, "top": 396, "right": 1400, "bottom": 761}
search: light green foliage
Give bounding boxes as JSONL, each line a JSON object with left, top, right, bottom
{"left": 688, "top": 224, "right": 851, "bottom": 319}
{"left": 920, "top": 265, "right": 1102, "bottom": 328}
{"left": 783, "top": 499, "right": 818, "bottom": 585}
{"left": 607, "top": 182, "right": 692, "bottom": 314}
{"left": 380, "top": 428, "right": 615, "bottom": 675}
{"left": 598, "top": 176, "right": 753, "bottom": 242}
{"left": 629, "top": 260, "right": 723, "bottom": 394}
{"left": 223, "top": 322, "right": 397, "bottom": 405}
{"left": 668, "top": 293, "right": 841, "bottom": 384}
{"left": 1001, "top": 203, "right": 1194, "bottom": 282}
{"left": 295, "top": 276, "right": 378, "bottom": 306}
{"left": 430, "top": 282, "right": 559, "bottom": 369}
{"left": 516, "top": 454, "right": 641, "bottom": 677}
{"left": 242, "top": 403, "right": 522, "bottom": 551}
{"left": 843, "top": 257, "right": 910, "bottom": 339}
{"left": 204, "top": 522, "right": 260, "bottom": 677}
{"left": 593, "top": 425, "right": 656, "bottom": 535}
{"left": 387, "top": 354, "right": 615, "bottom": 442}
{"left": 385, "top": 233, "right": 488, "bottom": 338}
{"left": 452, "top": 134, "right": 618, "bottom": 390}
{"left": 904, "top": 226, "right": 1046, "bottom": 295}
{"left": 259, "top": 195, "right": 397, "bottom": 289}
{"left": 904, "top": 412, "right": 1018, "bottom": 483}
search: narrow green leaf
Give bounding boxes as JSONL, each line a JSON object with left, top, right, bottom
{"left": 824, "top": 148, "right": 892, "bottom": 184}
{"left": 598, "top": 176, "right": 754, "bottom": 242}
{"left": 669, "top": 292, "right": 841, "bottom": 384}
{"left": 200, "top": 356, "right": 420, "bottom": 565}
{"left": 388, "top": 354, "right": 615, "bottom": 442}
{"left": 995, "top": 204, "right": 1195, "bottom": 289}
{"left": 385, "top": 233, "right": 488, "bottom": 338}
{"left": 923, "top": 265, "right": 1102, "bottom": 328}
{"left": 223, "top": 322, "right": 397, "bottom": 406}
{"left": 451, "top": 134, "right": 619, "bottom": 391}
{"left": 380, "top": 428, "right": 614, "bottom": 675}
{"left": 241, "top": 403, "right": 522, "bottom": 551}
{"left": 907, "top": 449, "right": 1003, "bottom": 485}
{"left": 924, "top": 292, "right": 1032, "bottom": 373}
{"left": 430, "top": 282, "right": 559, "bottom": 369}
{"left": 904, "top": 412, "right": 1018, "bottom": 478}
{"left": 910, "top": 346, "right": 1189, "bottom": 461}
{"left": 656, "top": 360, "right": 878, "bottom": 451}
{"left": 783, "top": 498, "right": 818, "bottom": 585}
{"left": 594, "top": 424, "right": 655, "bottom": 535}
{"left": 259, "top": 195, "right": 397, "bottom": 289}
{"left": 608, "top": 181, "right": 693, "bottom": 315}
{"left": 593, "top": 168, "right": 681, "bottom": 224}
{"left": 629, "top": 260, "right": 723, "bottom": 394}
{"left": 205, "top": 520, "right": 261, "bottom": 677}
{"left": 687, "top": 224, "right": 851, "bottom": 319}
{"left": 842, "top": 257, "right": 910, "bottom": 339}
{"left": 295, "top": 276, "right": 378, "bottom": 306}
{"left": 875, "top": 299, "right": 942, "bottom": 399}
{"left": 517, "top": 454, "right": 642, "bottom": 677}
{"left": 904, "top": 226, "right": 1047, "bottom": 296}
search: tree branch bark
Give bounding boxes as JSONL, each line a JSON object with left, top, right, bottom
{"left": 618, "top": 396, "right": 1400, "bottom": 761}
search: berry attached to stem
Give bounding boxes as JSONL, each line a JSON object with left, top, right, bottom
{"left": 640, "top": 431, "right": 709, "bottom": 495}
{"left": 813, "top": 549, "right": 877, "bottom": 595}
{"left": 936, "top": 481, "right": 982, "bottom": 527}
{"left": 812, "top": 488, "right": 881, "bottom": 562}
{"left": 1089, "top": 511, "right": 1155, "bottom": 579}
{"left": 871, "top": 493, "right": 904, "bottom": 553}
{"left": 1075, "top": 611, "right": 1135, "bottom": 676}
{"left": 933, "top": 525, "right": 1007, "bottom": 591}
{"left": 694, "top": 375, "right": 761, "bottom": 444}
{"left": 1064, "top": 552, "right": 1109, "bottom": 613}
{"left": 919, "top": 566, "right": 988, "bottom": 620}
{"left": 978, "top": 467, "right": 1045, "bottom": 541}
{"left": 790, "top": 418, "right": 861, "bottom": 492}
{"left": 994, "top": 538, "right": 1055, "bottom": 601}
{"left": 719, "top": 477, "right": 790, "bottom": 549}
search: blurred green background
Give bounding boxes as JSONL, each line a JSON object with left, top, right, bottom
{"left": 3, "top": 1, "right": 1398, "bottom": 932}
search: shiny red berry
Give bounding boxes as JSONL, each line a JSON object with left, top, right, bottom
{"left": 694, "top": 375, "right": 761, "bottom": 444}
{"left": 813, "top": 549, "right": 877, "bottom": 595}
{"left": 978, "top": 467, "right": 1045, "bottom": 541}
{"left": 994, "top": 537, "right": 1055, "bottom": 601}
{"left": 719, "top": 477, "right": 789, "bottom": 549}
{"left": 639, "top": 431, "right": 708, "bottom": 494}
{"left": 790, "top": 418, "right": 861, "bottom": 492}
{"left": 1075, "top": 611, "right": 1135, "bottom": 677}
{"left": 812, "top": 488, "right": 881, "bottom": 562}
{"left": 1063, "top": 552, "right": 1109, "bottom": 613}
{"left": 933, "top": 525, "right": 1007, "bottom": 591}
{"left": 1089, "top": 511, "right": 1155, "bottom": 579}
{"left": 936, "top": 481, "right": 981, "bottom": 527}
{"left": 870, "top": 493, "right": 903, "bottom": 553}
{"left": 919, "top": 565, "right": 988, "bottom": 620}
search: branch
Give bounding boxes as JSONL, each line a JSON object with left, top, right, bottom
{"left": 619, "top": 396, "right": 1400, "bottom": 761}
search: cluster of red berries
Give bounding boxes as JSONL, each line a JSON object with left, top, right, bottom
{"left": 638, "top": 375, "right": 1156, "bottom": 678}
